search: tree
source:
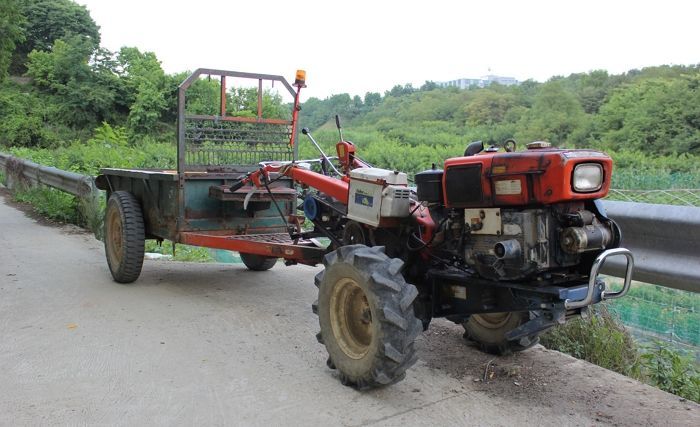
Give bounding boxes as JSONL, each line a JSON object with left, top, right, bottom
{"left": 463, "top": 90, "right": 516, "bottom": 126}
{"left": 515, "top": 81, "right": 588, "bottom": 146}
{"left": 420, "top": 80, "right": 438, "bottom": 91}
{"left": 0, "top": 0, "right": 25, "bottom": 80}
{"left": 11, "top": 0, "right": 100, "bottom": 74}
{"left": 26, "top": 35, "right": 117, "bottom": 127}
{"left": 363, "top": 92, "right": 381, "bottom": 109}
{"left": 116, "top": 47, "right": 170, "bottom": 134}
{"left": 595, "top": 76, "right": 700, "bottom": 155}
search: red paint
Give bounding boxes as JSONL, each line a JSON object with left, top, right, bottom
{"left": 442, "top": 148, "right": 612, "bottom": 208}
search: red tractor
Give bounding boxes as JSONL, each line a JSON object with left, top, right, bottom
{"left": 98, "top": 69, "right": 633, "bottom": 390}
{"left": 228, "top": 73, "right": 634, "bottom": 390}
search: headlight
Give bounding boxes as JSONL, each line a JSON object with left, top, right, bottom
{"left": 572, "top": 163, "right": 603, "bottom": 192}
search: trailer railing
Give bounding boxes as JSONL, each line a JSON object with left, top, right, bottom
{"left": 1, "top": 152, "right": 699, "bottom": 293}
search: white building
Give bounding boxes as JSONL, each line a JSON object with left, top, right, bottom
{"left": 437, "top": 75, "right": 519, "bottom": 89}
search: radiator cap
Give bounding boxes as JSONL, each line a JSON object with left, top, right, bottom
{"left": 527, "top": 141, "right": 552, "bottom": 149}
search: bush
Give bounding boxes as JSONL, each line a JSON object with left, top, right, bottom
{"left": 540, "top": 305, "right": 642, "bottom": 378}
{"left": 641, "top": 342, "right": 700, "bottom": 402}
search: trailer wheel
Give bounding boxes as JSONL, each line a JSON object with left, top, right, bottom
{"left": 240, "top": 253, "right": 277, "bottom": 271}
{"left": 104, "top": 191, "right": 145, "bottom": 283}
{"left": 313, "top": 245, "right": 422, "bottom": 389}
{"left": 462, "top": 312, "right": 539, "bottom": 355}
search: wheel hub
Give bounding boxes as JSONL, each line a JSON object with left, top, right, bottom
{"left": 329, "top": 278, "right": 373, "bottom": 359}
{"left": 106, "top": 207, "right": 123, "bottom": 265}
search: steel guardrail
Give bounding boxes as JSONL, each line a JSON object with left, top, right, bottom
{"left": 2, "top": 152, "right": 699, "bottom": 293}
{"left": 600, "top": 200, "right": 700, "bottom": 293}
{"left": 0, "top": 152, "right": 95, "bottom": 196}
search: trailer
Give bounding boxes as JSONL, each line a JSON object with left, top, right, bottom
{"left": 96, "top": 69, "right": 323, "bottom": 282}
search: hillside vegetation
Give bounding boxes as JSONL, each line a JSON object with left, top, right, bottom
{"left": 1, "top": 0, "right": 699, "bottom": 402}
{"left": 1, "top": 2, "right": 699, "bottom": 189}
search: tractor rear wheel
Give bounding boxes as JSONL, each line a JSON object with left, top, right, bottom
{"left": 313, "top": 245, "right": 422, "bottom": 389}
{"left": 104, "top": 191, "right": 145, "bottom": 283}
{"left": 240, "top": 253, "right": 277, "bottom": 271}
{"left": 462, "top": 312, "right": 539, "bottom": 355}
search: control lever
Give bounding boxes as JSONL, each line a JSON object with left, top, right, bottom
{"left": 335, "top": 114, "right": 344, "bottom": 142}
{"left": 301, "top": 127, "right": 341, "bottom": 176}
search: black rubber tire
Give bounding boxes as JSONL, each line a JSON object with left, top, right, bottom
{"left": 313, "top": 245, "right": 422, "bottom": 390}
{"left": 104, "top": 191, "right": 145, "bottom": 283}
{"left": 462, "top": 312, "right": 539, "bottom": 355}
{"left": 240, "top": 253, "right": 277, "bottom": 271}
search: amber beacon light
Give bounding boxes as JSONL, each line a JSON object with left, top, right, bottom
{"left": 295, "top": 69, "right": 306, "bottom": 87}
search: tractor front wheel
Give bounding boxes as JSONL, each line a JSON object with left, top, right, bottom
{"left": 313, "top": 245, "right": 422, "bottom": 389}
{"left": 462, "top": 312, "right": 539, "bottom": 355}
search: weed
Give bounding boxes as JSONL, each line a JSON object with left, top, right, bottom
{"left": 540, "top": 305, "right": 642, "bottom": 378}
{"left": 641, "top": 342, "right": 700, "bottom": 402}
{"left": 13, "top": 186, "right": 78, "bottom": 223}
{"left": 144, "top": 240, "right": 214, "bottom": 263}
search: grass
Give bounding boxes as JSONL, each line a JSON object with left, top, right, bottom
{"left": 13, "top": 186, "right": 79, "bottom": 223}
{"left": 144, "top": 240, "right": 215, "bottom": 263}
{"left": 540, "top": 305, "right": 642, "bottom": 378}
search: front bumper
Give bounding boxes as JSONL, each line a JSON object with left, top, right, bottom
{"left": 564, "top": 248, "right": 635, "bottom": 309}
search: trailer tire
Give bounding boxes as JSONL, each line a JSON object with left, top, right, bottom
{"left": 313, "top": 245, "right": 422, "bottom": 390}
{"left": 104, "top": 191, "right": 145, "bottom": 284}
{"left": 240, "top": 253, "right": 277, "bottom": 271}
{"left": 462, "top": 312, "right": 539, "bottom": 355}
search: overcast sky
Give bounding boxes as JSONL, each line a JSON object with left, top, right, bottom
{"left": 78, "top": 0, "right": 698, "bottom": 101}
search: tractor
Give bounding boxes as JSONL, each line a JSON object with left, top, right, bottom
{"left": 97, "top": 69, "right": 634, "bottom": 390}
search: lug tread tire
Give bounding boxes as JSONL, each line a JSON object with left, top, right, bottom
{"left": 314, "top": 245, "right": 422, "bottom": 390}
{"left": 105, "top": 191, "right": 145, "bottom": 284}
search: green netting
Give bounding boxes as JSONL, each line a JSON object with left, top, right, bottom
{"left": 606, "top": 282, "right": 700, "bottom": 349}
{"left": 607, "top": 189, "right": 700, "bottom": 206}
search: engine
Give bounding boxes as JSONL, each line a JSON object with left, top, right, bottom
{"left": 415, "top": 143, "right": 620, "bottom": 282}
{"left": 461, "top": 206, "right": 613, "bottom": 280}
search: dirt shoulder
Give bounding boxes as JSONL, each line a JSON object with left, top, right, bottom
{"left": 421, "top": 319, "right": 698, "bottom": 426}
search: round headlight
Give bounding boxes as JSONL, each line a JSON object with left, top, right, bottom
{"left": 573, "top": 163, "right": 603, "bottom": 192}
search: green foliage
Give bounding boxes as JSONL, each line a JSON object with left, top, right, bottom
{"left": 641, "top": 342, "right": 700, "bottom": 402}
{"left": 594, "top": 75, "right": 700, "bottom": 155}
{"left": 515, "top": 81, "right": 589, "bottom": 147}
{"left": 540, "top": 306, "right": 642, "bottom": 378}
{"left": 13, "top": 185, "right": 78, "bottom": 223}
{"left": 26, "top": 35, "right": 123, "bottom": 128}
{"left": 0, "top": 81, "right": 63, "bottom": 147}
{"left": 8, "top": 122, "right": 175, "bottom": 175}
{"left": 12, "top": 0, "right": 99, "bottom": 74}
{"left": 144, "top": 240, "right": 214, "bottom": 263}
{"left": 116, "top": 47, "right": 171, "bottom": 135}
{"left": 0, "top": 0, "right": 25, "bottom": 81}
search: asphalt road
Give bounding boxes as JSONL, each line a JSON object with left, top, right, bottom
{"left": 1, "top": 191, "right": 698, "bottom": 426}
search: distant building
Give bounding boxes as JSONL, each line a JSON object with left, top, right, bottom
{"left": 437, "top": 75, "right": 519, "bottom": 89}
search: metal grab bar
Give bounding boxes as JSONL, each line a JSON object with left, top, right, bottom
{"left": 565, "top": 248, "right": 635, "bottom": 309}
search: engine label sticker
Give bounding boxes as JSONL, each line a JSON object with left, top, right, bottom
{"left": 354, "top": 190, "right": 374, "bottom": 207}
{"left": 495, "top": 179, "right": 522, "bottom": 195}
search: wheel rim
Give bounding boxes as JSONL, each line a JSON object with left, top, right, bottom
{"left": 472, "top": 312, "right": 512, "bottom": 329}
{"left": 106, "top": 205, "right": 123, "bottom": 267}
{"left": 329, "top": 277, "right": 373, "bottom": 359}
